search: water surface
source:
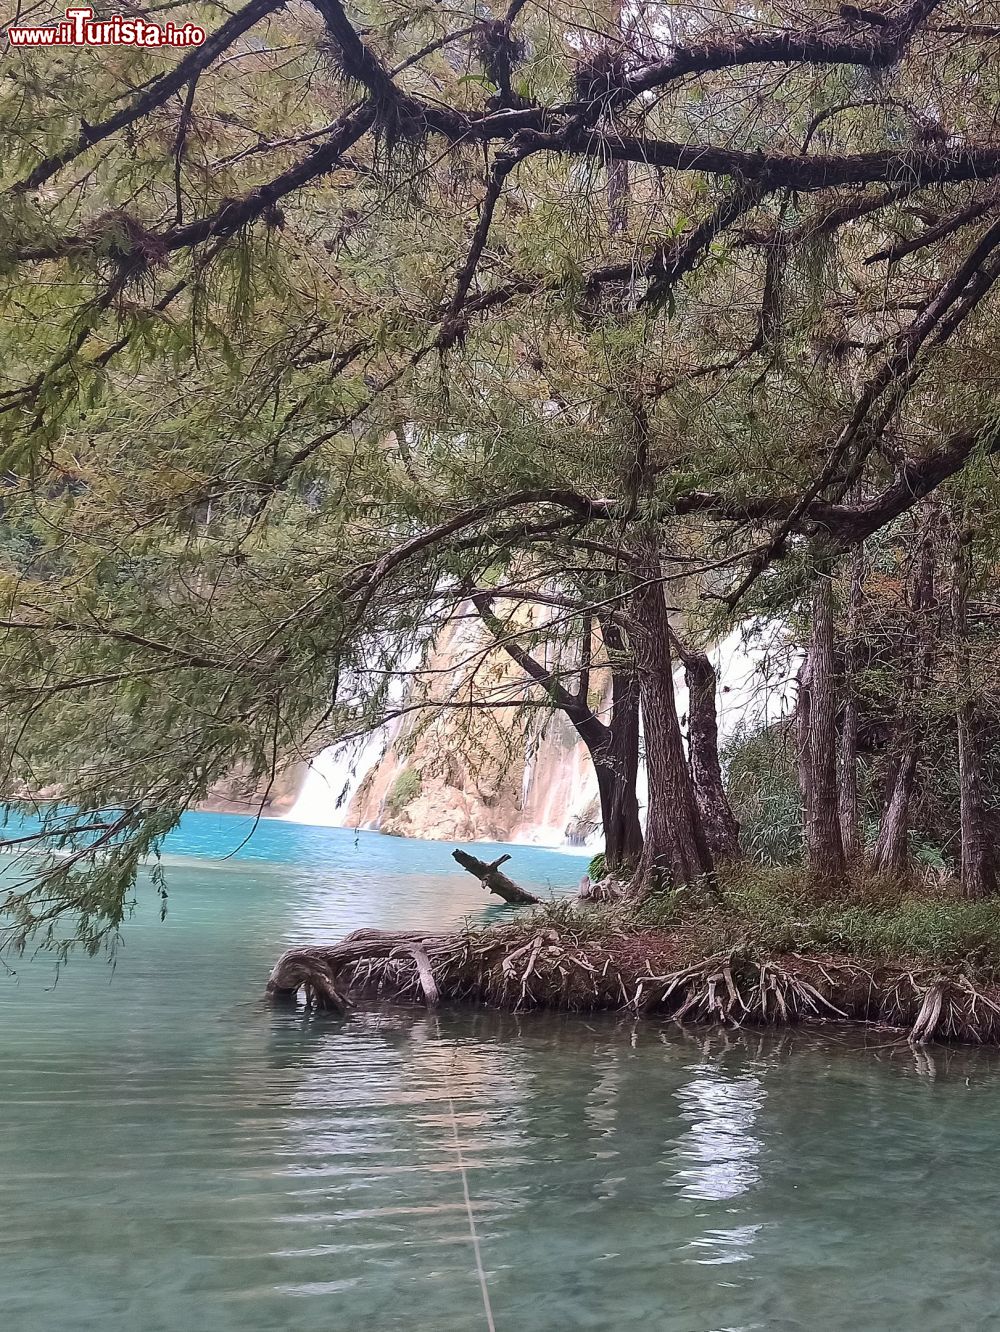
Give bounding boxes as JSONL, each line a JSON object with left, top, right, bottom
{"left": 2, "top": 815, "right": 998, "bottom": 1331}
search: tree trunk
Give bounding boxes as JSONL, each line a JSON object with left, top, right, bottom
{"left": 678, "top": 645, "right": 741, "bottom": 860}
{"left": 630, "top": 542, "right": 716, "bottom": 893}
{"left": 607, "top": 0, "right": 630, "bottom": 237}
{"left": 955, "top": 702, "right": 996, "bottom": 898}
{"left": 599, "top": 616, "right": 644, "bottom": 873}
{"left": 838, "top": 544, "right": 865, "bottom": 861}
{"left": 592, "top": 750, "right": 643, "bottom": 874}
{"left": 871, "top": 507, "right": 938, "bottom": 878}
{"left": 795, "top": 655, "right": 813, "bottom": 854}
{"left": 870, "top": 746, "right": 918, "bottom": 876}
{"left": 837, "top": 693, "right": 860, "bottom": 861}
{"left": 803, "top": 576, "right": 846, "bottom": 883}
{"left": 950, "top": 519, "right": 997, "bottom": 898}
{"left": 471, "top": 593, "right": 643, "bottom": 877}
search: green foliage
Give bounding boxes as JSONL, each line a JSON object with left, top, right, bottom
{"left": 712, "top": 865, "right": 1000, "bottom": 972}
{"left": 0, "top": 0, "right": 997, "bottom": 959}
{"left": 586, "top": 852, "right": 606, "bottom": 881}
{"left": 385, "top": 767, "right": 421, "bottom": 816}
{"left": 724, "top": 723, "right": 803, "bottom": 865}
{"left": 525, "top": 869, "right": 1000, "bottom": 976}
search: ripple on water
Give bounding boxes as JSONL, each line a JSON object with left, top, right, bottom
{"left": 3, "top": 816, "right": 1000, "bottom": 1331}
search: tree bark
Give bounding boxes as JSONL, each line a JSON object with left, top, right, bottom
{"left": 869, "top": 746, "right": 918, "bottom": 877}
{"left": 949, "top": 518, "right": 997, "bottom": 898}
{"left": 676, "top": 642, "right": 741, "bottom": 860}
{"left": 599, "top": 615, "right": 644, "bottom": 872}
{"left": 795, "top": 655, "right": 813, "bottom": 855}
{"left": 838, "top": 543, "right": 865, "bottom": 861}
{"left": 630, "top": 541, "right": 716, "bottom": 892}
{"left": 871, "top": 507, "right": 938, "bottom": 878}
{"left": 803, "top": 576, "right": 846, "bottom": 882}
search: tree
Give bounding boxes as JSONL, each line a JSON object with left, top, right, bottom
{"left": 471, "top": 593, "right": 644, "bottom": 874}
{"left": 870, "top": 506, "right": 939, "bottom": 877}
{"left": 800, "top": 576, "right": 847, "bottom": 882}
{"left": 948, "top": 512, "right": 999, "bottom": 898}
{"left": 675, "top": 637, "right": 741, "bottom": 862}
{"left": 2, "top": 0, "right": 1000, "bottom": 948}
{"left": 837, "top": 543, "right": 866, "bottom": 863}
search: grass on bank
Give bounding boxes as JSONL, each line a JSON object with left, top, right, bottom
{"left": 531, "top": 865, "right": 1000, "bottom": 977}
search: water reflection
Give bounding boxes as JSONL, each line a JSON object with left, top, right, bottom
{"left": 5, "top": 816, "right": 1000, "bottom": 1331}
{"left": 675, "top": 1071, "right": 764, "bottom": 1202}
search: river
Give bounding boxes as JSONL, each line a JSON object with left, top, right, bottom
{"left": 1, "top": 813, "right": 995, "bottom": 1331}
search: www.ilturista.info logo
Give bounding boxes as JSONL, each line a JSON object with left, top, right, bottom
{"left": 7, "top": 5, "right": 205, "bottom": 45}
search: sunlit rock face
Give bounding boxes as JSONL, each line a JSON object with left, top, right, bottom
{"left": 279, "top": 615, "right": 797, "bottom": 849}
{"left": 201, "top": 761, "right": 305, "bottom": 817}
{"left": 281, "top": 608, "right": 603, "bottom": 847}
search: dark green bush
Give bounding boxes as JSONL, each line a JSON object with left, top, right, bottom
{"left": 587, "top": 852, "right": 607, "bottom": 881}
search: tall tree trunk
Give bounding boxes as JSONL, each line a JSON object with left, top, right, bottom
{"left": 676, "top": 643, "right": 741, "bottom": 860}
{"left": 949, "top": 518, "right": 997, "bottom": 898}
{"left": 471, "top": 593, "right": 642, "bottom": 876}
{"left": 804, "top": 576, "right": 846, "bottom": 882}
{"left": 795, "top": 655, "right": 813, "bottom": 855}
{"left": 838, "top": 544, "right": 865, "bottom": 861}
{"left": 869, "top": 746, "right": 919, "bottom": 876}
{"left": 630, "top": 542, "right": 716, "bottom": 892}
{"left": 600, "top": 616, "right": 643, "bottom": 872}
{"left": 870, "top": 507, "right": 937, "bottom": 878}
{"left": 606, "top": 0, "right": 630, "bottom": 237}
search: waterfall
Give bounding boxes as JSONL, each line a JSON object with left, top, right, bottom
{"left": 511, "top": 728, "right": 601, "bottom": 849}
{"left": 282, "top": 729, "right": 388, "bottom": 828}
{"left": 283, "top": 635, "right": 426, "bottom": 829}
{"left": 281, "top": 617, "right": 797, "bottom": 845}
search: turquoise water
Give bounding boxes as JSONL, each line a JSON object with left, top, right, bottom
{"left": 2, "top": 813, "right": 999, "bottom": 1331}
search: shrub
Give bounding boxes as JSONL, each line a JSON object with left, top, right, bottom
{"left": 723, "top": 720, "right": 803, "bottom": 865}
{"left": 587, "top": 852, "right": 607, "bottom": 881}
{"left": 386, "top": 767, "right": 421, "bottom": 816}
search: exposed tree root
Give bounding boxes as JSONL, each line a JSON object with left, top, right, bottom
{"left": 266, "top": 929, "right": 458, "bottom": 1014}
{"left": 266, "top": 925, "right": 1000, "bottom": 1045}
{"left": 266, "top": 948, "right": 352, "bottom": 1013}
{"left": 579, "top": 874, "right": 625, "bottom": 903}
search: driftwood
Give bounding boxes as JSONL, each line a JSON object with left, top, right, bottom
{"left": 265, "top": 947, "right": 352, "bottom": 1014}
{"left": 452, "top": 849, "right": 541, "bottom": 904}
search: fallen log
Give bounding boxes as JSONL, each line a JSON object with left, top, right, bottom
{"left": 452, "top": 848, "right": 541, "bottom": 905}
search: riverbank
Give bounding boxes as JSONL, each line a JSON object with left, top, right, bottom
{"left": 268, "top": 870, "right": 1000, "bottom": 1045}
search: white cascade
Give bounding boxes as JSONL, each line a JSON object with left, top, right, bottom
{"left": 512, "top": 729, "right": 601, "bottom": 849}
{"left": 282, "top": 729, "right": 388, "bottom": 829}
{"left": 282, "top": 618, "right": 797, "bottom": 846}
